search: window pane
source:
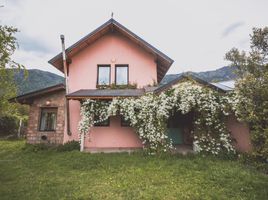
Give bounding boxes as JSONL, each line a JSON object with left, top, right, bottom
{"left": 116, "top": 66, "right": 128, "bottom": 85}
{"left": 121, "top": 116, "right": 130, "bottom": 127}
{"left": 40, "top": 112, "right": 47, "bottom": 131}
{"left": 94, "top": 116, "right": 110, "bottom": 126}
{"left": 39, "top": 108, "right": 57, "bottom": 131}
{"left": 98, "top": 66, "right": 110, "bottom": 85}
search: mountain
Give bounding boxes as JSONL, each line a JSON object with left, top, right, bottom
{"left": 160, "top": 66, "right": 237, "bottom": 85}
{"left": 13, "top": 69, "right": 64, "bottom": 95}
{"left": 194, "top": 66, "right": 237, "bottom": 82}
{"left": 12, "top": 66, "right": 236, "bottom": 95}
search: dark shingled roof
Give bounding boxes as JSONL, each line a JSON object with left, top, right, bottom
{"left": 66, "top": 89, "right": 145, "bottom": 99}
{"left": 9, "top": 83, "right": 65, "bottom": 104}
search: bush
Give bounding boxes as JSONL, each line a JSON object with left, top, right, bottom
{"left": 0, "top": 116, "right": 18, "bottom": 137}
{"left": 23, "top": 143, "right": 55, "bottom": 152}
{"left": 56, "top": 140, "right": 80, "bottom": 152}
{"left": 22, "top": 141, "right": 80, "bottom": 152}
{"left": 250, "top": 128, "right": 268, "bottom": 161}
{"left": 239, "top": 153, "right": 268, "bottom": 174}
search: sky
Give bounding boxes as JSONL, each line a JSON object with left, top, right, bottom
{"left": 1, "top": 0, "right": 268, "bottom": 76}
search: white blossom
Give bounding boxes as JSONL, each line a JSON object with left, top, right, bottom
{"left": 78, "top": 81, "right": 235, "bottom": 154}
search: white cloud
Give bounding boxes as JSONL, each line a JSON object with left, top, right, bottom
{"left": 12, "top": 49, "right": 63, "bottom": 76}
{"left": 222, "top": 22, "right": 245, "bottom": 38}
{"left": 1, "top": 0, "right": 268, "bottom": 75}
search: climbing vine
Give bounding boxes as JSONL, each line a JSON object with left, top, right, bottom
{"left": 78, "top": 81, "right": 235, "bottom": 155}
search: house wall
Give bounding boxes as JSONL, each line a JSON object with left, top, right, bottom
{"left": 85, "top": 115, "right": 143, "bottom": 150}
{"left": 26, "top": 91, "right": 65, "bottom": 144}
{"left": 64, "top": 31, "right": 156, "bottom": 149}
{"left": 64, "top": 100, "right": 143, "bottom": 149}
{"left": 226, "top": 115, "right": 252, "bottom": 152}
{"left": 68, "top": 32, "right": 157, "bottom": 92}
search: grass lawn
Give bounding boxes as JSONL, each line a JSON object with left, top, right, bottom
{"left": 0, "top": 140, "right": 267, "bottom": 200}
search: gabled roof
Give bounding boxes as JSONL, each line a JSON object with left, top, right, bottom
{"left": 9, "top": 84, "right": 65, "bottom": 104}
{"left": 48, "top": 18, "right": 173, "bottom": 82}
{"left": 154, "top": 74, "right": 228, "bottom": 94}
{"left": 66, "top": 89, "right": 145, "bottom": 100}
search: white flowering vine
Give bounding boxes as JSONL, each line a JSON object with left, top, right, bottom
{"left": 78, "top": 80, "right": 236, "bottom": 155}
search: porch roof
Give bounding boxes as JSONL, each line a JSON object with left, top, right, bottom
{"left": 66, "top": 89, "right": 145, "bottom": 99}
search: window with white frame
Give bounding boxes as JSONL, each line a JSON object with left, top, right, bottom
{"left": 115, "top": 65, "right": 128, "bottom": 85}
{"left": 97, "top": 65, "right": 111, "bottom": 85}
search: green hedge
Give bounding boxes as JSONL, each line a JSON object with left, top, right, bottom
{"left": 0, "top": 116, "right": 18, "bottom": 136}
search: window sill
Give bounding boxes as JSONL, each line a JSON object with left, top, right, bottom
{"left": 38, "top": 130, "right": 56, "bottom": 132}
{"left": 96, "top": 83, "right": 137, "bottom": 89}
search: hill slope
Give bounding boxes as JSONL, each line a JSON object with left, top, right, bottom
{"left": 160, "top": 66, "right": 237, "bottom": 85}
{"left": 13, "top": 69, "right": 64, "bottom": 95}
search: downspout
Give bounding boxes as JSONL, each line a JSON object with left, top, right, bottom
{"left": 60, "top": 35, "right": 72, "bottom": 137}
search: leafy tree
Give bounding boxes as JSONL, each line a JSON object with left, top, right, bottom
{"left": 0, "top": 25, "right": 26, "bottom": 116}
{"left": 226, "top": 27, "right": 268, "bottom": 161}
{"left": 0, "top": 24, "right": 28, "bottom": 136}
{"left": 0, "top": 25, "right": 19, "bottom": 70}
{"left": 0, "top": 25, "right": 18, "bottom": 116}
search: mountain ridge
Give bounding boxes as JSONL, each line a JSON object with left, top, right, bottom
{"left": 13, "top": 69, "right": 64, "bottom": 95}
{"left": 13, "top": 66, "right": 237, "bottom": 95}
{"left": 160, "top": 66, "right": 237, "bottom": 85}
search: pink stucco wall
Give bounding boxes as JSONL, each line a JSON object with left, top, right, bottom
{"left": 226, "top": 115, "right": 252, "bottom": 152}
{"left": 85, "top": 115, "right": 142, "bottom": 148}
{"left": 68, "top": 32, "right": 157, "bottom": 93}
{"left": 64, "top": 32, "right": 156, "bottom": 149}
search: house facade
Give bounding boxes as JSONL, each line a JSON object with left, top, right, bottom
{"left": 12, "top": 19, "right": 252, "bottom": 153}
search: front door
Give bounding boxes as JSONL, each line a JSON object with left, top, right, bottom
{"left": 167, "top": 128, "right": 183, "bottom": 145}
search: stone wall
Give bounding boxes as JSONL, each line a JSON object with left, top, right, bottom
{"left": 26, "top": 91, "right": 65, "bottom": 144}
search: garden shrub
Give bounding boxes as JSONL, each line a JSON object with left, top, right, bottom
{"left": 0, "top": 116, "right": 18, "bottom": 137}
{"left": 23, "top": 143, "right": 54, "bottom": 152}
{"left": 56, "top": 140, "right": 80, "bottom": 152}
{"left": 239, "top": 153, "right": 268, "bottom": 174}
{"left": 226, "top": 27, "right": 268, "bottom": 161}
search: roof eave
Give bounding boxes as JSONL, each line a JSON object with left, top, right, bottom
{"left": 9, "top": 84, "right": 66, "bottom": 104}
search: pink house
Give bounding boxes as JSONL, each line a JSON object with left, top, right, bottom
{"left": 12, "top": 19, "right": 252, "bottom": 153}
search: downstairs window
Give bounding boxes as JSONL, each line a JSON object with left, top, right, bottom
{"left": 39, "top": 108, "right": 57, "bottom": 131}
{"left": 94, "top": 116, "right": 110, "bottom": 127}
{"left": 121, "top": 116, "right": 131, "bottom": 127}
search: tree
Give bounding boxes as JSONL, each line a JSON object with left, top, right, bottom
{"left": 226, "top": 27, "right": 268, "bottom": 161}
{"left": 0, "top": 25, "right": 25, "bottom": 116}
{"left": 0, "top": 24, "right": 29, "bottom": 137}
{"left": 0, "top": 25, "right": 18, "bottom": 116}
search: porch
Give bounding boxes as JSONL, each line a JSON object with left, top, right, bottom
{"left": 167, "top": 111, "right": 194, "bottom": 155}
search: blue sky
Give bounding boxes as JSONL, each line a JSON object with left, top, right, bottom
{"left": 1, "top": 0, "right": 268, "bottom": 76}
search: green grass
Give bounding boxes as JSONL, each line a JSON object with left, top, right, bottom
{"left": 0, "top": 140, "right": 267, "bottom": 200}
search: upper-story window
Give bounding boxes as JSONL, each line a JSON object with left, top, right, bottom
{"left": 115, "top": 65, "right": 128, "bottom": 85}
{"left": 97, "top": 65, "right": 111, "bottom": 85}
